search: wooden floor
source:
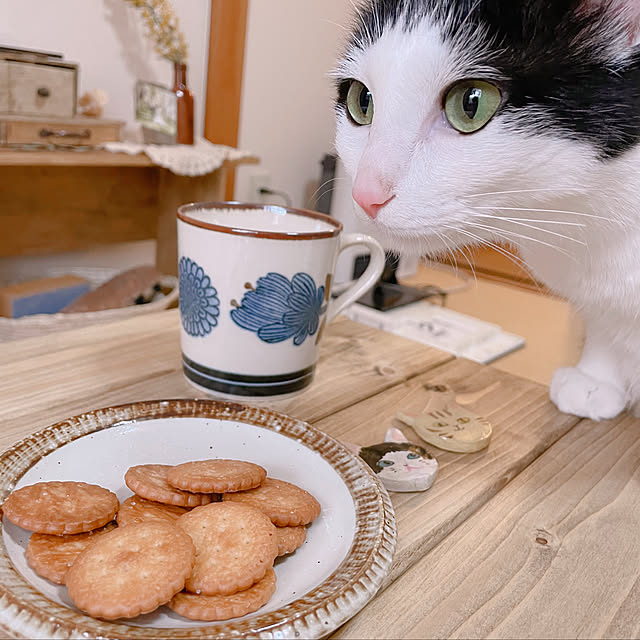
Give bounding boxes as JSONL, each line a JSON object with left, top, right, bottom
{"left": 401, "top": 264, "right": 583, "bottom": 386}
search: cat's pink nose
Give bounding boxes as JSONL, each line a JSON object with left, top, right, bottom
{"left": 352, "top": 174, "right": 394, "bottom": 219}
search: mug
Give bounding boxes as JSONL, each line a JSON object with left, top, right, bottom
{"left": 177, "top": 202, "right": 385, "bottom": 399}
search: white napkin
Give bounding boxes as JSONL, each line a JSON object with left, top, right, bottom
{"left": 102, "top": 138, "right": 254, "bottom": 177}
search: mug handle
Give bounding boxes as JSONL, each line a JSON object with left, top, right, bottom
{"left": 325, "top": 233, "right": 386, "bottom": 323}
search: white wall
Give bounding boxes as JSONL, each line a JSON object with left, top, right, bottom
{"left": 235, "top": 0, "right": 353, "bottom": 209}
{"left": 0, "top": 0, "right": 210, "bottom": 139}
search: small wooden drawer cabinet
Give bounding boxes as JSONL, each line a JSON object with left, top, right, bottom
{"left": 0, "top": 58, "right": 78, "bottom": 119}
{"left": 0, "top": 115, "right": 123, "bottom": 147}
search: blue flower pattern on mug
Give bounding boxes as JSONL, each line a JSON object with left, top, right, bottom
{"left": 231, "top": 272, "right": 326, "bottom": 346}
{"left": 179, "top": 257, "right": 220, "bottom": 337}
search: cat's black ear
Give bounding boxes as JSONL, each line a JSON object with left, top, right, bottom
{"left": 580, "top": 0, "right": 640, "bottom": 44}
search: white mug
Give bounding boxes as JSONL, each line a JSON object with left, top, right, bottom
{"left": 177, "top": 202, "right": 385, "bottom": 399}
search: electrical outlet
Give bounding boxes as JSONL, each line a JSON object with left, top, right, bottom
{"left": 246, "top": 170, "right": 271, "bottom": 203}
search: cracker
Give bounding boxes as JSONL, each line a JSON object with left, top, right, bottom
{"left": 66, "top": 521, "right": 195, "bottom": 620}
{"left": 124, "top": 464, "right": 215, "bottom": 507}
{"left": 168, "top": 568, "right": 277, "bottom": 621}
{"left": 168, "top": 459, "right": 266, "bottom": 494}
{"left": 26, "top": 523, "right": 117, "bottom": 585}
{"left": 223, "top": 478, "right": 321, "bottom": 526}
{"left": 2, "top": 481, "right": 119, "bottom": 535}
{"left": 116, "top": 495, "right": 190, "bottom": 527}
{"left": 177, "top": 502, "right": 278, "bottom": 596}
{"left": 275, "top": 525, "right": 307, "bottom": 556}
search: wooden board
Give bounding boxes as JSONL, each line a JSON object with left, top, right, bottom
{"left": 0, "top": 310, "right": 453, "bottom": 450}
{"left": 205, "top": 0, "right": 249, "bottom": 199}
{"left": 155, "top": 168, "right": 227, "bottom": 276}
{"left": 314, "top": 358, "right": 579, "bottom": 594}
{"left": 0, "top": 165, "right": 160, "bottom": 256}
{"left": 0, "top": 149, "right": 153, "bottom": 166}
{"left": 0, "top": 152, "right": 257, "bottom": 262}
{"left": 0, "top": 150, "right": 258, "bottom": 168}
{"left": 336, "top": 409, "right": 640, "bottom": 639}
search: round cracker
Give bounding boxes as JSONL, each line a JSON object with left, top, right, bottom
{"left": 124, "top": 464, "right": 215, "bottom": 507}
{"left": 116, "top": 495, "right": 190, "bottom": 527}
{"left": 168, "top": 459, "right": 266, "bottom": 493}
{"left": 2, "top": 481, "right": 119, "bottom": 535}
{"left": 66, "top": 521, "right": 195, "bottom": 620}
{"left": 222, "top": 478, "right": 321, "bottom": 526}
{"left": 168, "top": 568, "right": 277, "bottom": 621}
{"left": 275, "top": 525, "right": 307, "bottom": 556}
{"left": 176, "top": 502, "right": 278, "bottom": 596}
{"left": 26, "top": 522, "right": 117, "bottom": 585}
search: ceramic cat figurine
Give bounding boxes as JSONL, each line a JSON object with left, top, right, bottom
{"left": 350, "top": 428, "right": 439, "bottom": 492}
{"left": 334, "top": 0, "right": 640, "bottom": 421}
{"left": 397, "top": 384, "right": 493, "bottom": 453}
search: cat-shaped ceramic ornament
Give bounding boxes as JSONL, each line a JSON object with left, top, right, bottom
{"left": 397, "top": 384, "right": 493, "bottom": 453}
{"left": 350, "top": 427, "right": 438, "bottom": 493}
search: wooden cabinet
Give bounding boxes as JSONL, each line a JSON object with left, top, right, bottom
{"left": 0, "top": 115, "right": 123, "bottom": 147}
{"left": 0, "top": 149, "right": 256, "bottom": 276}
{"left": 0, "top": 59, "right": 78, "bottom": 119}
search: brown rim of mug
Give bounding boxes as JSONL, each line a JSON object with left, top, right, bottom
{"left": 177, "top": 201, "right": 343, "bottom": 240}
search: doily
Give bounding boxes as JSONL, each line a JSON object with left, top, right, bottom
{"left": 102, "top": 138, "right": 254, "bottom": 177}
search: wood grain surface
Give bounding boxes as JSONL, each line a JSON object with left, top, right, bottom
{"left": 0, "top": 310, "right": 452, "bottom": 450}
{"left": 337, "top": 410, "right": 640, "bottom": 639}
{"left": 316, "top": 358, "right": 580, "bottom": 591}
{"left": 1, "top": 308, "right": 629, "bottom": 639}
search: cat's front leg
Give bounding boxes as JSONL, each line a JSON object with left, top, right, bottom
{"left": 549, "top": 328, "right": 627, "bottom": 421}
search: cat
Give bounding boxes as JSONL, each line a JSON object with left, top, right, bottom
{"left": 333, "top": 0, "right": 640, "bottom": 421}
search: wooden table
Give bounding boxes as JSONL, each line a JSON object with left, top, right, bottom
{"left": 0, "top": 149, "right": 256, "bottom": 276}
{"left": 0, "top": 309, "right": 637, "bottom": 638}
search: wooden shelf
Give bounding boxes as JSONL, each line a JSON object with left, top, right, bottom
{"left": 0, "top": 149, "right": 153, "bottom": 167}
{"left": 0, "top": 149, "right": 259, "bottom": 168}
{"left": 0, "top": 148, "right": 259, "bottom": 275}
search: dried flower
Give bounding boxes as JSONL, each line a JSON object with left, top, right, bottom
{"left": 125, "top": 0, "right": 188, "bottom": 64}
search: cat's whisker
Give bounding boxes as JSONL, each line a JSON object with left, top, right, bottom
{"left": 456, "top": 0, "right": 484, "bottom": 34}
{"left": 469, "top": 213, "right": 586, "bottom": 227}
{"left": 319, "top": 18, "right": 349, "bottom": 33}
{"left": 453, "top": 228, "right": 541, "bottom": 284}
{"left": 305, "top": 177, "right": 349, "bottom": 208}
{"left": 464, "top": 221, "right": 583, "bottom": 261}
{"left": 432, "top": 229, "right": 461, "bottom": 279}
{"left": 463, "top": 188, "right": 584, "bottom": 199}
{"left": 441, "top": 231, "right": 478, "bottom": 286}
{"left": 468, "top": 214, "right": 587, "bottom": 245}
{"left": 468, "top": 205, "right": 609, "bottom": 222}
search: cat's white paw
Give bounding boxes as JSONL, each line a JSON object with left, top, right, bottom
{"left": 550, "top": 367, "right": 626, "bottom": 421}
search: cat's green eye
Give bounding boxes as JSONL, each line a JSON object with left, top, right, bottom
{"left": 407, "top": 452, "right": 420, "bottom": 460}
{"left": 444, "top": 80, "right": 501, "bottom": 134}
{"left": 378, "top": 459, "right": 394, "bottom": 468}
{"left": 346, "top": 80, "right": 374, "bottom": 126}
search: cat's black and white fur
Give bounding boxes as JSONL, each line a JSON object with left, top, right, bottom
{"left": 334, "top": 0, "right": 640, "bottom": 421}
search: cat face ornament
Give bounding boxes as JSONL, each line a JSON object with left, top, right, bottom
{"left": 397, "top": 384, "right": 494, "bottom": 453}
{"left": 353, "top": 428, "right": 438, "bottom": 493}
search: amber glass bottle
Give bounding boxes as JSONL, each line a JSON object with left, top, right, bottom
{"left": 173, "top": 62, "right": 194, "bottom": 145}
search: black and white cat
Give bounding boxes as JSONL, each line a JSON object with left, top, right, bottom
{"left": 334, "top": 0, "right": 640, "bottom": 421}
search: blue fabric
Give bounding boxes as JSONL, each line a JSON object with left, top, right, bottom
{"left": 11, "top": 283, "right": 90, "bottom": 318}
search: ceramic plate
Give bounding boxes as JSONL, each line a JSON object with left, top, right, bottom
{"left": 0, "top": 399, "right": 396, "bottom": 639}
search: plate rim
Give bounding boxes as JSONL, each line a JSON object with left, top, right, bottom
{"left": 0, "top": 398, "right": 396, "bottom": 639}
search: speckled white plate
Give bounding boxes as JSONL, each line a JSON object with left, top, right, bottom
{"left": 0, "top": 399, "right": 396, "bottom": 639}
